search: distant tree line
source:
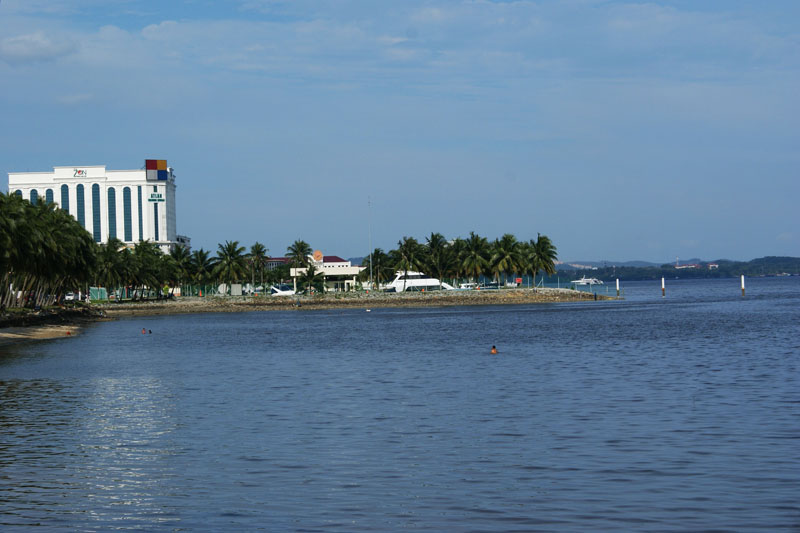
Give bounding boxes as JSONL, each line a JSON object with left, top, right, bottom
{"left": 359, "top": 232, "right": 558, "bottom": 289}
{"left": 557, "top": 256, "right": 800, "bottom": 282}
{"left": 1, "top": 192, "right": 559, "bottom": 307}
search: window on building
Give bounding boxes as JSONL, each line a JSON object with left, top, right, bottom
{"left": 137, "top": 186, "right": 143, "bottom": 241}
{"left": 153, "top": 203, "right": 159, "bottom": 242}
{"left": 30, "top": 189, "right": 38, "bottom": 205}
{"left": 76, "top": 185, "right": 85, "bottom": 227}
{"left": 91, "top": 184, "right": 101, "bottom": 242}
{"left": 123, "top": 187, "right": 132, "bottom": 241}
{"left": 107, "top": 187, "right": 117, "bottom": 240}
{"left": 45, "top": 189, "right": 54, "bottom": 204}
{"left": 60, "top": 184, "right": 69, "bottom": 212}
{"left": 14, "top": 190, "right": 22, "bottom": 197}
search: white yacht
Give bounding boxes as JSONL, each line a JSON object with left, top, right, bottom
{"left": 572, "top": 276, "right": 604, "bottom": 286}
{"left": 383, "top": 271, "right": 455, "bottom": 292}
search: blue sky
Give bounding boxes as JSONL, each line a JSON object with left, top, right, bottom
{"left": 2, "top": 0, "right": 798, "bottom": 262}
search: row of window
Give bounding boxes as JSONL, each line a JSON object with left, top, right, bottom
{"left": 13, "top": 184, "right": 156, "bottom": 244}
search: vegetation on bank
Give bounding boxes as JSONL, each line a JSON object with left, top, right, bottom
{"left": 1, "top": 192, "right": 559, "bottom": 308}
{"left": 357, "top": 232, "right": 558, "bottom": 290}
{"left": 1, "top": 193, "right": 97, "bottom": 309}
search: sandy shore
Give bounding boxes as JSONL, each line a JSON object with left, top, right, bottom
{"left": 0, "top": 324, "right": 83, "bottom": 346}
{"left": 99, "top": 288, "right": 609, "bottom": 318}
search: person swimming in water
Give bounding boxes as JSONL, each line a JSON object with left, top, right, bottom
{"left": 491, "top": 345, "right": 498, "bottom": 354}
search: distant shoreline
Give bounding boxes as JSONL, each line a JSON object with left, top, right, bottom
{"left": 98, "top": 288, "right": 608, "bottom": 318}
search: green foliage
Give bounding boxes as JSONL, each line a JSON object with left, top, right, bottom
{"left": 213, "top": 240, "right": 248, "bottom": 290}
{"left": 287, "top": 240, "right": 312, "bottom": 270}
{"left": 1, "top": 192, "right": 97, "bottom": 308}
{"left": 460, "top": 231, "right": 491, "bottom": 282}
{"left": 248, "top": 242, "right": 268, "bottom": 287}
{"left": 297, "top": 264, "right": 325, "bottom": 293}
{"left": 358, "top": 248, "right": 394, "bottom": 288}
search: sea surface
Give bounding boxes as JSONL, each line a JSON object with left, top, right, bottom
{"left": 1, "top": 277, "right": 798, "bottom": 531}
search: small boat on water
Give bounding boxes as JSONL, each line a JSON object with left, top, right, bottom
{"left": 572, "top": 276, "right": 604, "bottom": 286}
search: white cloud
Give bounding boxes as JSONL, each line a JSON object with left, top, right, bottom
{"left": 0, "top": 31, "right": 77, "bottom": 65}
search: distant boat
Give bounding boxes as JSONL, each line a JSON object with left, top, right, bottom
{"left": 572, "top": 276, "right": 603, "bottom": 286}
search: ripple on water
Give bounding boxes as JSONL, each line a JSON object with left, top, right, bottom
{"left": 0, "top": 277, "right": 799, "bottom": 530}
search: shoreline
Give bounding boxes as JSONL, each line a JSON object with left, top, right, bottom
{"left": 1, "top": 289, "right": 609, "bottom": 345}
{"left": 0, "top": 307, "right": 104, "bottom": 346}
{"left": 99, "top": 288, "right": 609, "bottom": 318}
{"left": 0, "top": 324, "right": 85, "bottom": 346}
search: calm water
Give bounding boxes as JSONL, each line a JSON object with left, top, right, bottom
{"left": 1, "top": 277, "right": 798, "bottom": 531}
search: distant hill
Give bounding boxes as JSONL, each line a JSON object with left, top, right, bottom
{"left": 349, "top": 255, "right": 799, "bottom": 280}
{"left": 558, "top": 260, "right": 662, "bottom": 270}
{"left": 553, "top": 256, "right": 800, "bottom": 281}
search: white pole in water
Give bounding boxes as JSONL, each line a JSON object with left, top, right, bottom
{"left": 661, "top": 277, "right": 665, "bottom": 297}
{"left": 368, "top": 196, "right": 373, "bottom": 292}
{"left": 741, "top": 274, "right": 745, "bottom": 296}
{"left": 616, "top": 278, "right": 620, "bottom": 298}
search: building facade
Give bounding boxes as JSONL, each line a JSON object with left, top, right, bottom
{"left": 8, "top": 159, "right": 189, "bottom": 252}
{"left": 290, "top": 253, "right": 365, "bottom": 292}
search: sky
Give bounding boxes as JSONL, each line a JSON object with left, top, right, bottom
{"left": 1, "top": 0, "right": 798, "bottom": 263}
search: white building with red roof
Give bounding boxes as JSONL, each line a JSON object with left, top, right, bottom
{"left": 290, "top": 251, "right": 365, "bottom": 292}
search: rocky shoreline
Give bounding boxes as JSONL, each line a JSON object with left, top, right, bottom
{"left": 0, "top": 289, "right": 609, "bottom": 345}
{"left": 99, "top": 288, "right": 609, "bottom": 317}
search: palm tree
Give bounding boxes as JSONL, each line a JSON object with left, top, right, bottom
{"left": 460, "top": 231, "right": 490, "bottom": 283}
{"left": 214, "top": 240, "right": 247, "bottom": 294}
{"left": 287, "top": 240, "right": 312, "bottom": 292}
{"left": 297, "top": 264, "right": 325, "bottom": 294}
{"left": 423, "top": 232, "right": 456, "bottom": 289}
{"left": 490, "top": 233, "right": 523, "bottom": 287}
{"left": 358, "top": 248, "right": 393, "bottom": 289}
{"left": 130, "top": 241, "right": 163, "bottom": 300}
{"left": 95, "top": 238, "right": 125, "bottom": 295}
{"left": 525, "top": 233, "right": 558, "bottom": 288}
{"left": 391, "top": 236, "right": 423, "bottom": 292}
{"left": 190, "top": 249, "right": 213, "bottom": 283}
{"left": 170, "top": 245, "right": 191, "bottom": 283}
{"left": 287, "top": 240, "right": 312, "bottom": 268}
{"left": 248, "top": 242, "right": 268, "bottom": 289}
{"left": 188, "top": 248, "right": 214, "bottom": 295}
{"left": 1, "top": 192, "right": 97, "bottom": 308}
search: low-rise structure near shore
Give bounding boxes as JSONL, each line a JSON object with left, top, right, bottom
{"left": 290, "top": 251, "right": 365, "bottom": 292}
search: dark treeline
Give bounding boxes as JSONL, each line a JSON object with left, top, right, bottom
{"left": 2, "top": 193, "right": 97, "bottom": 308}
{"left": 556, "top": 256, "right": 800, "bottom": 282}
{"left": 2, "top": 192, "right": 559, "bottom": 307}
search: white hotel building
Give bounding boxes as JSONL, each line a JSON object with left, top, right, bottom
{"left": 8, "top": 159, "right": 189, "bottom": 252}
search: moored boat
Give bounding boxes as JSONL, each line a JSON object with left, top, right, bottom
{"left": 383, "top": 271, "right": 455, "bottom": 292}
{"left": 572, "top": 276, "right": 604, "bottom": 286}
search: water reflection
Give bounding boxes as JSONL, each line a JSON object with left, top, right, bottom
{"left": 0, "top": 277, "right": 798, "bottom": 530}
{"left": 0, "top": 377, "right": 181, "bottom": 529}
